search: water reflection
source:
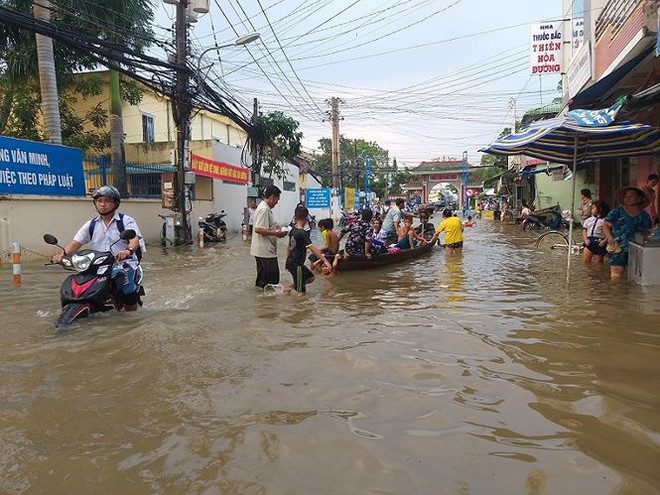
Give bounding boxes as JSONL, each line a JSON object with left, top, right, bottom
{"left": 0, "top": 221, "right": 659, "bottom": 493}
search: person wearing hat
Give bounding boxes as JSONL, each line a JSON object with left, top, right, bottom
{"left": 51, "top": 185, "right": 145, "bottom": 310}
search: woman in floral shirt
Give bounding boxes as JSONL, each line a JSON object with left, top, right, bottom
{"left": 340, "top": 208, "right": 373, "bottom": 258}
{"left": 602, "top": 187, "right": 651, "bottom": 279}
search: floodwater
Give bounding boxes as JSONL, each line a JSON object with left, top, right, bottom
{"left": 1, "top": 221, "right": 659, "bottom": 495}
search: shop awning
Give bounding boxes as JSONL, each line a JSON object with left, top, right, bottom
{"left": 627, "top": 81, "right": 660, "bottom": 109}
{"left": 483, "top": 168, "right": 517, "bottom": 188}
{"left": 570, "top": 46, "right": 653, "bottom": 109}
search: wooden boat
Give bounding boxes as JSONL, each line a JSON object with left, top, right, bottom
{"left": 335, "top": 241, "right": 435, "bottom": 271}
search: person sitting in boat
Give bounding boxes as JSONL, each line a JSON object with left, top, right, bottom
{"left": 430, "top": 208, "right": 464, "bottom": 254}
{"left": 395, "top": 216, "right": 426, "bottom": 250}
{"left": 382, "top": 198, "right": 405, "bottom": 244}
{"left": 339, "top": 208, "right": 373, "bottom": 258}
{"left": 309, "top": 218, "right": 340, "bottom": 272}
{"left": 371, "top": 217, "right": 389, "bottom": 254}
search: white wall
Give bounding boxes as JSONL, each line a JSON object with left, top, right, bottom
{"left": 0, "top": 154, "right": 310, "bottom": 261}
{"left": 0, "top": 196, "right": 172, "bottom": 262}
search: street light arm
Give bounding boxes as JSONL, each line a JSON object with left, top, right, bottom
{"left": 195, "top": 32, "right": 260, "bottom": 74}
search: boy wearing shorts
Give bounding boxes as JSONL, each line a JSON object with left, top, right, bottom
{"left": 285, "top": 205, "right": 332, "bottom": 295}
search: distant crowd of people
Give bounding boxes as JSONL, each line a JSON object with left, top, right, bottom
{"left": 249, "top": 187, "right": 469, "bottom": 296}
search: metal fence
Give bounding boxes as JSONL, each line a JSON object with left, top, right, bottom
{"left": 83, "top": 156, "right": 175, "bottom": 198}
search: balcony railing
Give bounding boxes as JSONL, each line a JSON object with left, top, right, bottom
{"left": 595, "top": 0, "right": 642, "bottom": 42}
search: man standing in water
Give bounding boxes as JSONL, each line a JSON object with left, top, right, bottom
{"left": 251, "top": 185, "right": 288, "bottom": 288}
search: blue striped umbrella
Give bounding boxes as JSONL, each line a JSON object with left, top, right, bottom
{"left": 479, "top": 103, "right": 660, "bottom": 281}
{"left": 479, "top": 117, "right": 660, "bottom": 164}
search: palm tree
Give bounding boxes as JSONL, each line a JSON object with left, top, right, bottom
{"left": 33, "top": 0, "right": 62, "bottom": 144}
{"left": 81, "top": 0, "right": 155, "bottom": 196}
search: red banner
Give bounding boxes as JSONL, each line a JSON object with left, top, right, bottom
{"left": 429, "top": 173, "right": 458, "bottom": 181}
{"left": 190, "top": 153, "right": 249, "bottom": 184}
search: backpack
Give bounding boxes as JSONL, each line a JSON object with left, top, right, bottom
{"left": 88, "top": 212, "right": 143, "bottom": 261}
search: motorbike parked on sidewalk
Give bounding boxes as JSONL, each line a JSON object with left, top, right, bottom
{"left": 520, "top": 205, "right": 570, "bottom": 231}
{"left": 44, "top": 230, "right": 144, "bottom": 328}
{"left": 198, "top": 210, "right": 228, "bottom": 242}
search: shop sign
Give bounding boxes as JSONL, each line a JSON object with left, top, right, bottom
{"left": 530, "top": 22, "right": 563, "bottom": 75}
{"left": 568, "top": 42, "right": 592, "bottom": 98}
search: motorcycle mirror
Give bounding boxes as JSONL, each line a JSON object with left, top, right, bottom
{"left": 43, "top": 234, "right": 59, "bottom": 245}
{"left": 120, "top": 229, "right": 136, "bottom": 240}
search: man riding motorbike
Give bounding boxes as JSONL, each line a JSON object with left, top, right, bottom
{"left": 51, "top": 185, "right": 145, "bottom": 310}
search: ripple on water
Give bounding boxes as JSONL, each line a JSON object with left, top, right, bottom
{"left": 2, "top": 223, "right": 660, "bottom": 493}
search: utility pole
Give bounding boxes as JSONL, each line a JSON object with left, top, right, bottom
{"left": 364, "top": 155, "right": 371, "bottom": 208}
{"left": 462, "top": 151, "right": 469, "bottom": 218}
{"left": 353, "top": 140, "right": 358, "bottom": 190}
{"left": 330, "top": 97, "right": 341, "bottom": 190}
{"left": 251, "top": 97, "right": 260, "bottom": 188}
{"left": 171, "top": 0, "right": 192, "bottom": 243}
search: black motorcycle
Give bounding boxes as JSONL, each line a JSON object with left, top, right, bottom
{"left": 198, "top": 210, "right": 228, "bottom": 242}
{"left": 44, "top": 230, "right": 144, "bottom": 328}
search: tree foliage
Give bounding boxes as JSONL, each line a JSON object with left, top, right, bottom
{"left": 0, "top": 0, "right": 152, "bottom": 151}
{"left": 312, "top": 136, "right": 390, "bottom": 189}
{"left": 257, "top": 111, "right": 303, "bottom": 180}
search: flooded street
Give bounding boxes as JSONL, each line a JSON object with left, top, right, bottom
{"left": 1, "top": 221, "right": 659, "bottom": 494}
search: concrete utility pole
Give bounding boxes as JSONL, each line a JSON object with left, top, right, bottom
{"left": 251, "top": 97, "right": 259, "bottom": 188}
{"left": 461, "top": 151, "right": 469, "bottom": 218}
{"left": 330, "top": 97, "right": 341, "bottom": 190}
{"left": 172, "top": 0, "right": 192, "bottom": 243}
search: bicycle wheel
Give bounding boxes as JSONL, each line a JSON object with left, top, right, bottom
{"left": 536, "top": 230, "right": 569, "bottom": 251}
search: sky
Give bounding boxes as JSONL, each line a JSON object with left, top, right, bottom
{"left": 153, "top": 0, "right": 565, "bottom": 167}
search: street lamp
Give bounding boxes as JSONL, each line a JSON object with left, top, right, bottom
{"left": 196, "top": 32, "right": 260, "bottom": 74}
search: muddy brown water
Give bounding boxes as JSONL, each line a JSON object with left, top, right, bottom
{"left": 1, "top": 222, "right": 659, "bottom": 494}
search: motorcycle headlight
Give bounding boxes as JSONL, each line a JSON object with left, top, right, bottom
{"left": 71, "top": 253, "right": 94, "bottom": 272}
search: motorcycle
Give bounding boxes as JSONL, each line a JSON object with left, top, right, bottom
{"left": 44, "top": 230, "right": 144, "bottom": 328}
{"left": 521, "top": 205, "right": 570, "bottom": 230}
{"left": 198, "top": 210, "right": 227, "bottom": 242}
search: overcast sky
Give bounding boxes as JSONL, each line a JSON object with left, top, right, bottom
{"left": 154, "top": 0, "right": 563, "bottom": 167}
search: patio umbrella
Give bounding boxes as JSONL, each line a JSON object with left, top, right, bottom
{"left": 479, "top": 99, "right": 660, "bottom": 280}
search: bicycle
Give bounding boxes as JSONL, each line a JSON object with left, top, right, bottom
{"left": 535, "top": 229, "right": 582, "bottom": 254}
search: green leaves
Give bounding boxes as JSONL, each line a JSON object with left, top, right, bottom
{"left": 256, "top": 111, "right": 303, "bottom": 180}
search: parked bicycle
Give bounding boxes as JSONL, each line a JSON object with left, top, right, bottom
{"left": 535, "top": 229, "right": 582, "bottom": 254}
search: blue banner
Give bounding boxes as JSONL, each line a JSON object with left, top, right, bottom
{"left": 0, "top": 136, "right": 85, "bottom": 196}
{"left": 566, "top": 97, "right": 624, "bottom": 127}
{"left": 305, "top": 188, "right": 331, "bottom": 208}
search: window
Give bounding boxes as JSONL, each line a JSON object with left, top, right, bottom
{"left": 129, "top": 173, "right": 161, "bottom": 198}
{"left": 283, "top": 180, "right": 296, "bottom": 192}
{"left": 192, "top": 175, "right": 213, "bottom": 201}
{"left": 142, "top": 114, "right": 155, "bottom": 143}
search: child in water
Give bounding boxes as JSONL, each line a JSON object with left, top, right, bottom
{"left": 310, "top": 218, "right": 339, "bottom": 274}
{"left": 285, "top": 205, "right": 332, "bottom": 295}
{"left": 582, "top": 200, "right": 609, "bottom": 264}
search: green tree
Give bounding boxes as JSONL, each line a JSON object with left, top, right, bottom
{"left": 389, "top": 169, "right": 412, "bottom": 196}
{"left": 312, "top": 136, "right": 390, "bottom": 191}
{"left": 256, "top": 111, "right": 303, "bottom": 180}
{"left": 0, "top": 0, "right": 152, "bottom": 158}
